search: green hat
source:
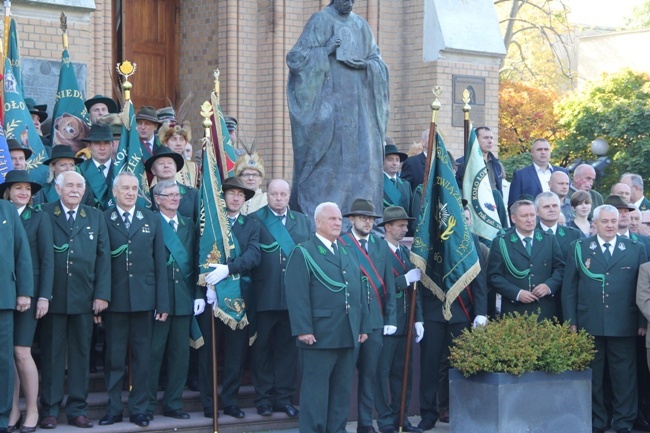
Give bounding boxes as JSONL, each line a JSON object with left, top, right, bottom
{"left": 25, "top": 99, "right": 48, "bottom": 123}
{"left": 82, "top": 123, "right": 115, "bottom": 143}
{"left": 222, "top": 176, "right": 255, "bottom": 201}
{"left": 0, "top": 169, "right": 42, "bottom": 196}
{"left": 7, "top": 138, "right": 33, "bottom": 159}
{"left": 84, "top": 94, "right": 118, "bottom": 114}
{"left": 42, "top": 145, "right": 84, "bottom": 166}
{"left": 144, "top": 145, "right": 185, "bottom": 174}
{"left": 343, "top": 198, "right": 382, "bottom": 218}
{"left": 378, "top": 206, "right": 414, "bottom": 227}
{"left": 136, "top": 106, "right": 162, "bottom": 125}
{"left": 224, "top": 115, "right": 237, "bottom": 131}
{"left": 384, "top": 142, "right": 407, "bottom": 162}
{"left": 24, "top": 98, "right": 47, "bottom": 112}
{"left": 157, "top": 107, "right": 176, "bottom": 124}
{"left": 605, "top": 194, "right": 636, "bottom": 211}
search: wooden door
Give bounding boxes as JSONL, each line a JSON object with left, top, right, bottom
{"left": 115, "top": 0, "right": 179, "bottom": 109}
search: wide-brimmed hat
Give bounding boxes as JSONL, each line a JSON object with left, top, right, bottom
{"left": 26, "top": 99, "right": 48, "bottom": 123}
{"left": 81, "top": 123, "right": 114, "bottom": 142}
{"left": 157, "top": 107, "right": 176, "bottom": 124}
{"left": 7, "top": 138, "right": 33, "bottom": 159}
{"left": 384, "top": 142, "right": 407, "bottom": 162}
{"left": 344, "top": 198, "right": 382, "bottom": 218}
{"left": 136, "top": 106, "right": 162, "bottom": 125}
{"left": 224, "top": 115, "right": 237, "bottom": 131}
{"left": 24, "top": 98, "right": 47, "bottom": 113}
{"left": 0, "top": 169, "right": 42, "bottom": 196}
{"left": 222, "top": 176, "right": 255, "bottom": 201}
{"left": 605, "top": 194, "right": 636, "bottom": 211}
{"left": 84, "top": 94, "right": 118, "bottom": 114}
{"left": 42, "top": 145, "right": 84, "bottom": 166}
{"left": 378, "top": 206, "right": 415, "bottom": 227}
{"left": 144, "top": 145, "right": 185, "bottom": 174}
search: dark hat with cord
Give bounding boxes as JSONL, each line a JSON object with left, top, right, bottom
{"left": 144, "top": 145, "right": 185, "bottom": 174}
{"left": 0, "top": 169, "right": 42, "bottom": 196}
{"left": 222, "top": 176, "right": 255, "bottom": 201}
{"left": 343, "top": 198, "right": 382, "bottom": 218}
{"left": 378, "top": 206, "right": 414, "bottom": 227}
{"left": 7, "top": 138, "right": 33, "bottom": 159}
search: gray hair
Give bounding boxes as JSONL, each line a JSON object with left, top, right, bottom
{"left": 593, "top": 204, "right": 619, "bottom": 220}
{"left": 55, "top": 170, "right": 85, "bottom": 188}
{"left": 534, "top": 192, "right": 560, "bottom": 208}
{"left": 112, "top": 171, "right": 138, "bottom": 188}
{"left": 153, "top": 180, "right": 178, "bottom": 196}
{"left": 621, "top": 173, "right": 644, "bottom": 190}
{"left": 509, "top": 199, "right": 536, "bottom": 215}
{"left": 314, "top": 202, "right": 339, "bottom": 220}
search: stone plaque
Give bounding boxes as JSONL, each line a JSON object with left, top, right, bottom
{"left": 452, "top": 75, "right": 486, "bottom": 128}
{"left": 21, "top": 57, "right": 87, "bottom": 118}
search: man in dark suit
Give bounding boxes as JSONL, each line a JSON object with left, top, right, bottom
{"left": 488, "top": 199, "right": 565, "bottom": 321}
{"left": 99, "top": 172, "right": 169, "bottom": 428}
{"left": 563, "top": 204, "right": 647, "bottom": 433}
{"left": 146, "top": 146, "right": 199, "bottom": 223}
{"left": 147, "top": 180, "right": 203, "bottom": 420}
{"left": 198, "top": 176, "right": 261, "bottom": 419}
{"left": 79, "top": 123, "right": 115, "bottom": 210}
{"left": 383, "top": 139, "right": 412, "bottom": 212}
{"left": 249, "top": 179, "right": 310, "bottom": 417}
{"left": 621, "top": 173, "right": 650, "bottom": 211}
{"left": 373, "top": 206, "right": 423, "bottom": 433}
{"left": 508, "top": 139, "right": 568, "bottom": 209}
{"left": 340, "top": 198, "right": 397, "bottom": 433}
{"left": 39, "top": 171, "right": 110, "bottom": 429}
{"left": 285, "top": 202, "right": 370, "bottom": 433}
{"left": 0, "top": 200, "right": 33, "bottom": 433}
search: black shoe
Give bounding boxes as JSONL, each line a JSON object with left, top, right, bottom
{"left": 357, "top": 426, "right": 378, "bottom": 433}
{"left": 257, "top": 405, "right": 273, "bottom": 416}
{"left": 130, "top": 414, "right": 150, "bottom": 427}
{"left": 636, "top": 412, "right": 650, "bottom": 432}
{"left": 223, "top": 406, "right": 245, "bottom": 419}
{"left": 417, "top": 418, "right": 436, "bottom": 431}
{"left": 186, "top": 377, "right": 199, "bottom": 392}
{"left": 203, "top": 407, "right": 214, "bottom": 419}
{"left": 401, "top": 422, "right": 424, "bottom": 433}
{"left": 616, "top": 428, "right": 632, "bottom": 433}
{"left": 145, "top": 412, "right": 154, "bottom": 421}
{"left": 98, "top": 415, "right": 122, "bottom": 426}
{"left": 274, "top": 404, "right": 299, "bottom": 417}
{"left": 163, "top": 410, "right": 189, "bottom": 420}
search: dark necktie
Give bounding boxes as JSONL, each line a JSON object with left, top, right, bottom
{"left": 277, "top": 214, "right": 286, "bottom": 225}
{"left": 395, "top": 246, "right": 403, "bottom": 261}
{"left": 67, "top": 210, "right": 75, "bottom": 229}
{"left": 359, "top": 238, "right": 368, "bottom": 253}
{"left": 603, "top": 243, "right": 612, "bottom": 263}
{"left": 390, "top": 177, "right": 396, "bottom": 185}
{"left": 524, "top": 237, "right": 532, "bottom": 255}
{"left": 169, "top": 219, "right": 177, "bottom": 232}
{"left": 123, "top": 211, "right": 131, "bottom": 230}
{"left": 228, "top": 217, "right": 236, "bottom": 227}
{"left": 546, "top": 228, "right": 553, "bottom": 235}
{"left": 332, "top": 242, "right": 338, "bottom": 256}
{"left": 98, "top": 164, "right": 106, "bottom": 177}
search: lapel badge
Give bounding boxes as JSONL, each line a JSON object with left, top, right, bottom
{"left": 136, "top": 211, "right": 144, "bottom": 220}
{"left": 585, "top": 258, "right": 591, "bottom": 269}
{"left": 110, "top": 211, "right": 118, "bottom": 221}
{"left": 589, "top": 241, "right": 597, "bottom": 251}
{"left": 54, "top": 206, "right": 61, "bottom": 217}
{"left": 142, "top": 223, "right": 150, "bottom": 234}
{"left": 618, "top": 243, "right": 626, "bottom": 252}
{"left": 511, "top": 234, "right": 518, "bottom": 243}
{"left": 318, "top": 245, "right": 327, "bottom": 256}
{"left": 558, "top": 227, "right": 565, "bottom": 237}
{"left": 79, "top": 208, "right": 87, "bottom": 218}
{"left": 535, "top": 232, "right": 543, "bottom": 241}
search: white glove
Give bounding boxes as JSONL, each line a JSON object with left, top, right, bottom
{"left": 405, "top": 268, "right": 422, "bottom": 284}
{"left": 193, "top": 299, "right": 206, "bottom": 316}
{"left": 205, "top": 263, "right": 230, "bottom": 285}
{"left": 414, "top": 322, "right": 424, "bottom": 343}
{"left": 383, "top": 325, "right": 397, "bottom": 336}
{"left": 206, "top": 286, "right": 217, "bottom": 305}
{"left": 473, "top": 315, "right": 488, "bottom": 328}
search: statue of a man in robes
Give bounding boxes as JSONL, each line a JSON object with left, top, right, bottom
{"left": 287, "top": 0, "right": 390, "bottom": 224}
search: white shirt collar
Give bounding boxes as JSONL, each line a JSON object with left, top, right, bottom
{"left": 540, "top": 222, "right": 558, "bottom": 234}
{"left": 116, "top": 205, "right": 136, "bottom": 218}
{"left": 597, "top": 235, "right": 617, "bottom": 248}
{"left": 315, "top": 233, "right": 337, "bottom": 253}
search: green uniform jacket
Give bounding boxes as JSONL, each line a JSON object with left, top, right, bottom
{"left": 79, "top": 159, "right": 115, "bottom": 210}
{"left": 285, "top": 237, "right": 371, "bottom": 349}
{"left": 20, "top": 206, "right": 54, "bottom": 300}
{"left": 389, "top": 244, "right": 423, "bottom": 335}
{"left": 383, "top": 174, "right": 412, "bottom": 212}
{"left": 150, "top": 183, "right": 199, "bottom": 224}
{"left": 639, "top": 197, "right": 650, "bottom": 212}
{"left": 0, "top": 200, "right": 33, "bottom": 308}
{"left": 44, "top": 201, "right": 111, "bottom": 313}
{"left": 488, "top": 228, "right": 565, "bottom": 320}
{"left": 250, "top": 206, "right": 311, "bottom": 312}
{"left": 340, "top": 232, "right": 397, "bottom": 330}
{"left": 104, "top": 206, "right": 169, "bottom": 313}
{"left": 537, "top": 223, "right": 582, "bottom": 259}
{"left": 562, "top": 235, "right": 647, "bottom": 336}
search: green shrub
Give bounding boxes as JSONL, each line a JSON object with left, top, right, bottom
{"left": 449, "top": 312, "right": 595, "bottom": 377}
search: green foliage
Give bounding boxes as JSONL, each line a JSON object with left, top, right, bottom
{"left": 449, "top": 312, "right": 595, "bottom": 377}
{"left": 501, "top": 152, "right": 532, "bottom": 180}
{"left": 553, "top": 69, "right": 650, "bottom": 192}
{"left": 625, "top": 1, "right": 650, "bottom": 29}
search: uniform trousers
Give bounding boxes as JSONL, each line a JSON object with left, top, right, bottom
{"left": 374, "top": 334, "right": 414, "bottom": 429}
{"left": 356, "top": 328, "right": 383, "bottom": 426}
{"left": 0, "top": 311, "right": 14, "bottom": 428}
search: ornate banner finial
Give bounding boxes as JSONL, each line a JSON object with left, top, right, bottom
{"left": 60, "top": 12, "right": 68, "bottom": 49}
{"left": 430, "top": 86, "right": 442, "bottom": 123}
{"left": 462, "top": 88, "right": 471, "bottom": 121}
{"left": 116, "top": 61, "right": 137, "bottom": 102}
{"left": 213, "top": 69, "right": 220, "bottom": 102}
{"left": 201, "top": 101, "right": 213, "bottom": 140}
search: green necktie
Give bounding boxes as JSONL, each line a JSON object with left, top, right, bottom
{"left": 546, "top": 228, "right": 553, "bottom": 235}
{"left": 603, "top": 243, "right": 611, "bottom": 263}
{"left": 524, "top": 237, "right": 532, "bottom": 255}
{"left": 359, "top": 238, "right": 368, "bottom": 252}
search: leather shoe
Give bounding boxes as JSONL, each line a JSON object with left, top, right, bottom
{"left": 130, "top": 414, "right": 150, "bottom": 427}
{"left": 39, "top": 417, "right": 58, "bottom": 430}
{"left": 145, "top": 412, "right": 154, "bottom": 421}
{"left": 8, "top": 414, "right": 23, "bottom": 432}
{"left": 401, "top": 422, "right": 424, "bottom": 433}
{"left": 68, "top": 416, "right": 93, "bottom": 428}
{"left": 636, "top": 412, "right": 650, "bottom": 432}
{"left": 223, "top": 406, "right": 245, "bottom": 419}
{"left": 257, "top": 405, "right": 273, "bottom": 416}
{"left": 616, "top": 429, "right": 632, "bottom": 433}
{"left": 438, "top": 408, "right": 449, "bottom": 423}
{"left": 163, "top": 410, "right": 189, "bottom": 420}
{"left": 19, "top": 426, "right": 37, "bottom": 433}
{"left": 274, "top": 404, "right": 299, "bottom": 417}
{"left": 357, "top": 426, "right": 378, "bottom": 433}
{"left": 98, "top": 415, "right": 122, "bottom": 426}
{"left": 417, "top": 418, "right": 436, "bottom": 431}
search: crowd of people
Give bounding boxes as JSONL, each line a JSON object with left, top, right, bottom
{"left": 2, "top": 89, "right": 650, "bottom": 433}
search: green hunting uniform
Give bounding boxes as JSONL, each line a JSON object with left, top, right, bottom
{"left": 79, "top": 159, "right": 115, "bottom": 210}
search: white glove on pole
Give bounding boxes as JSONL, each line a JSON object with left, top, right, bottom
{"left": 414, "top": 322, "right": 424, "bottom": 343}
{"left": 405, "top": 268, "right": 422, "bottom": 284}
{"left": 206, "top": 286, "right": 217, "bottom": 305}
{"left": 205, "top": 263, "right": 229, "bottom": 285}
{"left": 383, "top": 325, "right": 398, "bottom": 336}
{"left": 473, "top": 315, "right": 488, "bottom": 328}
{"left": 193, "top": 299, "right": 206, "bottom": 316}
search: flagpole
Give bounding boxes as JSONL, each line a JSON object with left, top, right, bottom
{"left": 398, "top": 87, "right": 442, "bottom": 433}
{"left": 462, "top": 89, "right": 471, "bottom": 161}
{"left": 3, "top": 1, "right": 10, "bottom": 59}
{"left": 201, "top": 104, "right": 219, "bottom": 433}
